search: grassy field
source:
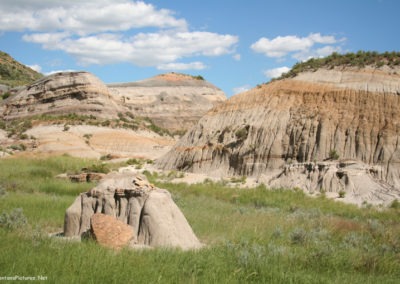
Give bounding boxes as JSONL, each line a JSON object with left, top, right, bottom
{"left": 0, "top": 156, "right": 399, "bottom": 283}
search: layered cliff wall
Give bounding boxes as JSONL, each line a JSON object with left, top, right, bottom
{"left": 108, "top": 73, "right": 226, "bottom": 132}
{"left": 157, "top": 66, "right": 400, "bottom": 192}
{"left": 2, "top": 71, "right": 121, "bottom": 120}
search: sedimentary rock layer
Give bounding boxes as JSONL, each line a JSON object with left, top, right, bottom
{"left": 108, "top": 73, "right": 226, "bottom": 131}
{"left": 2, "top": 71, "right": 121, "bottom": 120}
{"left": 158, "top": 66, "right": 400, "bottom": 192}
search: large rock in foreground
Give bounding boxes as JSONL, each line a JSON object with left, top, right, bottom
{"left": 64, "top": 173, "right": 201, "bottom": 250}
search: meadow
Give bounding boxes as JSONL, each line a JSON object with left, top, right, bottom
{"left": 0, "top": 156, "right": 399, "bottom": 283}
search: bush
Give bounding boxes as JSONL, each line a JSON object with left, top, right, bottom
{"left": 329, "top": 149, "right": 340, "bottom": 160}
{"left": 0, "top": 186, "right": 7, "bottom": 198}
{"left": 290, "top": 227, "right": 308, "bottom": 244}
{"left": 0, "top": 208, "right": 28, "bottom": 230}
{"left": 389, "top": 199, "right": 400, "bottom": 209}
{"left": 235, "top": 127, "right": 248, "bottom": 140}
{"left": 9, "top": 144, "right": 26, "bottom": 151}
{"left": 100, "top": 154, "right": 113, "bottom": 161}
{"left": 338, "top": 190, "right": 346, "bottom": 198}
{"left": 1, "top": 92, "right": 11, "bottom": 100}
{"left": 85, "top": 163, "right": 110, "bottom": 174}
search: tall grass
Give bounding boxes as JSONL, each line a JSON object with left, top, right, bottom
{"left": 0, "top": 157, "right": 399, "bottom": 283}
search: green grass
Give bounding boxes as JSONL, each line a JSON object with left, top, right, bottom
{"left": 0, "top": 157, "right": 399, "bottom": 283}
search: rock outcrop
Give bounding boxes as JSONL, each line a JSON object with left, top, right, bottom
{"left": 157, "top": 65, "right": 400, "bottom": 204}
{"left": 108, "top": 73, "right": 226, "bottom": 131}
{"left": 64, "top": 173, "right": 202, "bottom": 250}
{"left": 268, "top": 160, "right": 400, "bottom": 205}
{"left": 1, "top": 71, "right": 226, "bottom": 134}
{"left": 2, "top": 71, "right": 121, "bottom": 120}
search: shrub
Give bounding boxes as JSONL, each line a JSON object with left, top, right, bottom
{"left": 100, "top": 154, "right": 113, "bottom": 161}
{"left": 1, "top": 92, "right": 11, "bottom": 100}
{"left": 0, "top": 208, "right": 28, "bottom": 230}
{"left": 235, "top": 127, "right": 248, "bottom": 140}
{"left": 0, "top": 185, "right": 7, "bottom": 197}
{"left": 389, "top": 199, "right": 400, "bottom": 209}
{"left": 338, "top": 190, "right": 346, "bottom": 198}
{"left": 9, "top": 144, "right": 26, "bottom": 151}
{"left": 329, "top": 149, "right": 340, "bottom": 160}
{"left": 290, "top": 227, "right": 307, "bottom": 244}
{"left": 230, "top": 176, "right": 247, "bottom": 184}
{"left": 63, "top": 124, "right": 70, "bottom": 132}
{"left": 85, "top": 163, "right": 110, "bottom": 174}
{"left": 19, "top": 133, "right": 29, "bottom": 140}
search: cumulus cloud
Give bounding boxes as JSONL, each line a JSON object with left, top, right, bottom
{"left": 251, "top": 33, "right": 345, "bottom": 60}
{"left": 233, "top": 85, "right": 251, "bottom": 94}
{"left": 5, "top": 1, "right": 238, "bottom": 67}
{"left": 24, "top": 31, "right": 238, "bottom": 66}
{"left": 264, "top": 66, "right": 290, "bottom": 79}
{"left": 157, "top": 62, "right": 207, "bottom": 71}
{"left": 293, "top": 45, "right": 342, "bottom": 61}
{"left": 0, "top": 0, "right": 187, "bottom": 33}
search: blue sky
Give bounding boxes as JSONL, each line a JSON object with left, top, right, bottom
{"left": 0, "top": 0, "right": 399, "bottom": 96}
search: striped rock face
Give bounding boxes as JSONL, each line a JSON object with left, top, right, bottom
{"left": 157, "top": 66, "right": 400, "bottom": 205}
{"left": 2, "top": 71, "right": 122, "bottom": 120}
{"left": 108, "top": 73, "right": 226, "bottom": 132}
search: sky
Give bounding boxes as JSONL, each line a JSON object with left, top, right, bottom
{"left": 0, "top": 0, "right": 399, "bottom": 97}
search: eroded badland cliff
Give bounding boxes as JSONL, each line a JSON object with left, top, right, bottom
{"left": 158, "top": 58, "right": 400, "bottom": 205}
{"left": 0, "top": 64, "right": 225, "bottom": 159}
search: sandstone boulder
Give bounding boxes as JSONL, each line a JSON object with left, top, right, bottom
{"left": 64, "top": 173, "right": 201, "bottom": 250}
{"left": 90, "top": 213, "right": 133, "bottom": 250}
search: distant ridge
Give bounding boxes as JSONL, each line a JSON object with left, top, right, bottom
{"left": 274, "top": 51, "right": 400, "bottom": 81}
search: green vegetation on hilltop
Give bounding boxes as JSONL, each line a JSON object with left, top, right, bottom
{"left": 275, "top": 51, "right": 400, "bottom": 81}
{"left": 0, "top": 156, "right": 399, "bottom": 283}
{"left": 0, "top": 51, "right": 43, "bottom": 87}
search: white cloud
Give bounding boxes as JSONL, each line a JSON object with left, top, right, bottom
{"left": 233, "top": 85, "right": 251, "bottom": 94}
{"left": 293, "top": 45, "right": 342, "bottom": 61}
{"left": 26, "top": 64, "right": 42, "bottom": 73}
{"left": 251, "top": 33, "right": 345, "bottom": 60}
{"left": 6, "top": 1, "right": 238, "bottom": 67}
{"left": 157, "top": 62, "right": 206, "bottom": 71}
{"left": 0, "top": 1, "right": 187, "bottom": 34}
{"left": 24, "top": 31, "right": 238, "bottom": 66}
{"left": 264, "top": 66, "right": 290, "bottom": 79}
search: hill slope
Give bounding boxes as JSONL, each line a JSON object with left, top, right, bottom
{"left": 157, "top": 53, "right": 400, "bottom": 205}
{"left": 0, "top": 51, "right": 43, "bottom": 87}
{"left": 108, "top": 72, "right": 226, "bottom": 132}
